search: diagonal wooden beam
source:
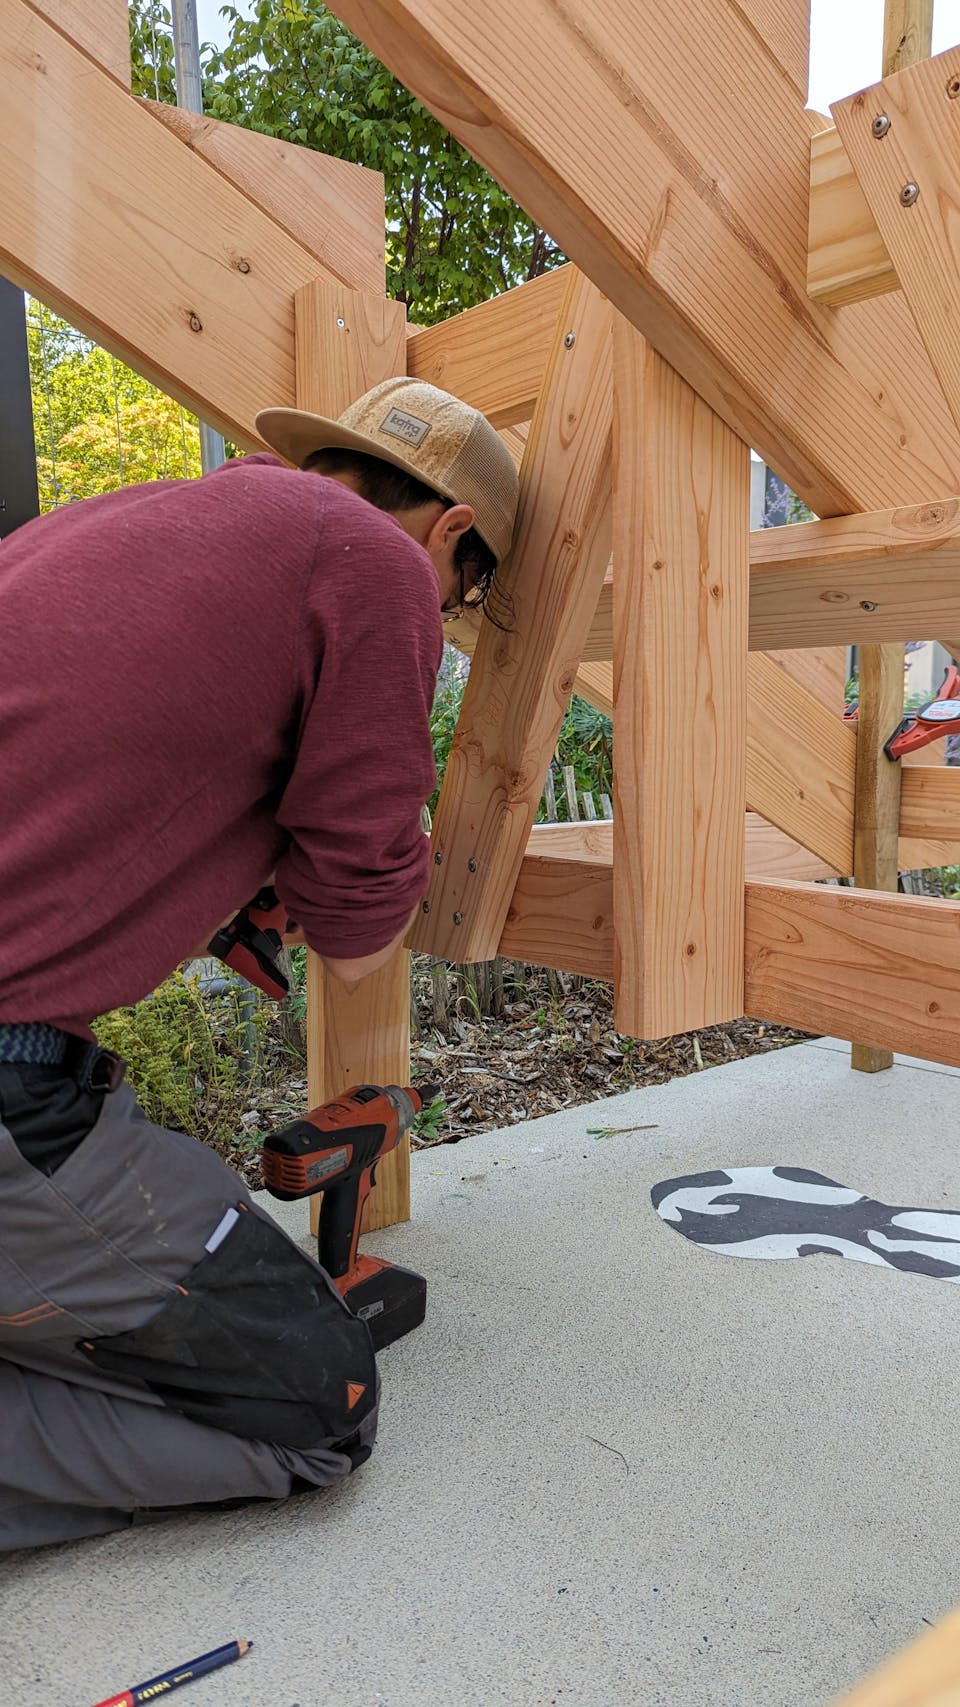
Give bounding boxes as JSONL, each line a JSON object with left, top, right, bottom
{"left": 833, "top": 46, "right": 960, "bottom": 443}
{"left": 406, "top": 269, "right": 567, "bottom": 426}
{"left": 28, "top": 0, "right": 130, "bottom": 85}
{"left": 413, "top": 268, "right": 613, "bottom": 962}
{"left": 330, "top": 0, "right": 960, "bottom": 518}
{"left": 612, "top": 321, "right": 748, "bottom": 1037}
{"left": 0, "top": 0, "right": 384, "bottom": 446}
{"left": 807, "top": 126, "right": 898, "bottom": 307}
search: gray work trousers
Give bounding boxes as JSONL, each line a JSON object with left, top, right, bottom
{"left": 0, "top": 1076, "right": 379, "bottom": 1550}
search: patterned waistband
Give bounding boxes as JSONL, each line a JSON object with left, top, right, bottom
{"left": 0, "top": 1023, "right": 70, "bottom": 1065}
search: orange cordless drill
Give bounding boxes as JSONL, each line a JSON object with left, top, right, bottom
{"left": 261, "top": 1084, "right": 433, "bottom": 1351}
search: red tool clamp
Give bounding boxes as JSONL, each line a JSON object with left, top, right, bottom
{"left": 884, "top": 664, "right": 960, "bottom": 761}
{"left": 207, "top": 886, "right": 293, "bottom": 999}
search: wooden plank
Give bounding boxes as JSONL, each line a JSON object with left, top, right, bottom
{"left": 28, "top": 0, "right": 130, "bottom": 86}
{"left": 851, "top": 642, "right": 904, "bottom": 1071}
{"left": 883, "top": 0, "right": 934, "bottom": 78}
{"left": 406, "top": 268, "right": 567, "bottom": 427}
{"left": 526, "top": 815, "right": 839, "bottom": 881}
{"left": 765, "top": 647, "right": 846, "bottom": 713}
{"left": 296, "top": 279, "right": 407, "bottom": 413}
{"left": 412, "top": 268, "right": 613, "bottom": 962}
{"left": 0, "top": 0, "right": 371, "bottom": 447}
{"left": 296, "top": 279, "right": 411, "bottom": 1235}
{"left": 750, "top": 496, "right": 960, "bottom": 648}
{"left": 745, "top": 879, "right": 960, "bottom": 1067}
{"left": 144, "top": 102, "right": 386, "bottom": 297}
{"left": 612, "top": 323, "right": 748, "bottom": 1037}
{"left": 499, "top": 852, "right": 615, "bottom": 979}
{"left": 899, "top": 764, "right": 960, "bottom": 871}
{"left": 571, "top": 656, "right": 857, "bottom": 872}
{"left": 807, "top": 126, "right": 898, "bottom": 307}
{"left": 306, "top": 946, "right": 412, "bottom": 1236}
{"left": 831, "top": 1599, "right": 960, "bottom": 1706}
{"left": 331, "top": 0, "right": 960, "bottom": 520}
{"left": 729, "top": 0, "right": 809, "bottom": 101}
{"left": 833, "top": 46, "right": 960, "bottom": 441}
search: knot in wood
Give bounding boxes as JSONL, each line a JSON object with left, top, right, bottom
{"left": 187, "top": 312, "right": 203, "bottom": 333}
{"left": 235, "top": 257, "right": 252, "bottom": 274}
{"left": 948, "top": 75, "right": 960, "bottom": 99}
{"left": 820, "top": 590, "right": 849, "bottom": 604}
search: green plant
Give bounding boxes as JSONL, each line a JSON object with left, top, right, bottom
{"left": 94, "top": 970, "right": 266, "bottom": 1158}
{"left": 413, "top": 1094, "right": 447, "bottom": 1144}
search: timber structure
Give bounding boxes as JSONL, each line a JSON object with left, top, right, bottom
{"left": 5, "top": 3, "right": 960, "bottom": 1696}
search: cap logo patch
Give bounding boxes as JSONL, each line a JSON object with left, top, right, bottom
{"left": 380, "top": 406, "right": 432, "bottom": 448}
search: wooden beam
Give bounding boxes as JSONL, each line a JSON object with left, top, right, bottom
{"left": 143, "top": 102, "right": 386, "bottom": 297}
{"left": 526, "top": 815, "right": 838, "bottom": 882}
{"left": 730, "top": 0, "right": 809, "bottom": 101}
{"left": 330, "top": 0, "right": 960, "bottom": 520}
{"left": 499, "top": 850, "right": 615, "bottom": 979}
{"left": 833, "top": 46, "right": 960, "bottom": 441}
{"left": 899, "top": 764, "right": 960, "bottom": 870}
{"left": 851, "top": 642, "right": 905, "bottom": 1071}
{"left": 0, "top": 0, "right": 378, "bottom": 446}
{"left": 807, "top": 126, "right": 898, "bottom": 307}
{"left": 612, "top": 322, "right": 748, "bottom": 1037}
{"left": 413, "top": 269, "right": 613, "bottom": 962}
{"left": 745, "top": 879, "right": 960, "bottom": 1066}
{"left": 28, "top": 0, "right": 130, "bottom": 86}
{"left": 406, "top": 268, "right": 567, "bottom": 427}
{"left": 832, "top": 1600, "right": 960, "bottom": 1706}
{"left": 882, "top": 0, "right": 935, "bottom": 78}
{"left": 296, "top": 279, "right": 412, "bottom": 1235}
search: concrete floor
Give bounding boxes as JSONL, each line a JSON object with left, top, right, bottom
{"left": 4, "top": 1038, "right": 960, "bottom": 1707}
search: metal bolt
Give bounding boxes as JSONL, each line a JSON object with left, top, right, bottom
{"left": 948, "top": 75, "right": 960, "bottom": 100}
{"left": 900, "top": 181, "right": 920, "bottom": 206}
{"left": 871, "top": 114, "right": 891, "bottom": 138}
{"left": 434, "top": 851, "right": 444, "bottom": 865}
{"left": 336, "top": 317, "right": 346, "bottom": 328}
{"left": 467, "top": 857, "right": 478, "bottom": 872}
{"left": 563, "top": 331, "right": 576, "bottom": 349}
{"left": 453, "top": 912, "right": 463, "bottom": 926}
{"left": 188, "top": 312, "right": 202, "bottom": 333}
{"left": 236, "top": 258, "right": 251, "bottom": 274}
{"left": 421, "top": 900, "right": 430, "bottom": 914}
{"left": 859, "top": 599, "right": 878, "bottom": 612}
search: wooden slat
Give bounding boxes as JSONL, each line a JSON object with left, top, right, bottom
{"left": 612, "top": 322, "right": 748, "bottom": 1037}
{"left": 526, "top": 815, "right": 838, "bottom": 881}
{"left": 28, "top": 0, "right": 130, "bottom": 86}
{"left": 745, "top": 879, "right": 960, "bottom": 1066}
{"left": 807, "top": 126, "right": 898, "bottom": 307}
{"left": 765, "top": 647, "right": 846, "bottom": 713}
{"left": 899, "top": 764, "right": 960, "bottom": 862}
{"left": 413, "top": 269, "right": 613, "bottom": 962}
{"left": 406, "top": 268, "right": 567, "bottom": 427}
{"left": 296, "top": 279, "right": 411, "bottom": 1235}
{"left": 0, "top": 0, "right": 376, "bottom": 447}
{"left": 832, "top": 1600, "right": 960, "bottom": 1706}
{"left": 851, "top": 642, "right": 905, "bottom": 1071}
{"left": 499, "top": 852, "right": 615, "bottom": 979}
{"left": 883, "top": 0, "right": 935, "bottom": 78}
{"left": 143, "top": 102, "right": 386, "bottom": 297}
{"left": 730, "top": 0, "right": 809, "bottom": 100}
{"left": 833, "top": 46, "right": 960, "bottom": 440}
{"left": 332, "top": 0, "right": 960, "bottom": 520}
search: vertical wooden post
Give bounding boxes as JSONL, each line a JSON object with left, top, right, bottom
{"left": 851, "top": 0, "right": 932, "bottom": 1074}
{"left": 294, "top": 277, "right": 414, "bottom": 1233}
{"left": 612, "top": 322, "right": 749, "bottom": 1040}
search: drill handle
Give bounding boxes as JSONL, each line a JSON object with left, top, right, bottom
{"left": 318, "top": 1171, "right": 373, "bottom": 1282}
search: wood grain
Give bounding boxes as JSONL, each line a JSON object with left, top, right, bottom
{"left": 27, "top": 0, "right": 130, "bottom": 86}
{"left": 612, "top": 323, "right": 748, "bottom": 1037}
{"left": 296, "top": 283, "right": 412, "bottom": 1233}
{"left": 765, "top": 647, "right": 846, "bottom": 714}
{"left": 144, "top": 102, "right": 386, "bottom": 297}
{"left": 851, "top": 643, "right": 904, "bottom": 1071}
{"left": 745, "top": 879, "right": 960, "bottom": 1066}
{"left": 807, "top": 126, "right": 898, "bottom": 306}
{"left": 331, "top": 0, "right": 960, "bottom": 520}
{"left": 412, "top": 269, "right": 613, "bottom": 962}
{"left": 0, "top": 0, "right": 372, "bottom": 446}
{"left": 833, "top": 46, "right": 960, "bottom": 440}
{"left": 526, "top": 815, "right": 838, "bottom": 881}
{"left": 729, "top": 0, "right": 809, "bottom": 100}
{"left": 406, "top": 268, "right": 567, "bottom": 426}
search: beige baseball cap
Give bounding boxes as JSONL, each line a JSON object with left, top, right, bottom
{"left": 256, "top": 378, "right": 519, "bottom": 566}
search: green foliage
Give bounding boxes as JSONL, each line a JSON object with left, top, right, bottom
{"left": 94, "top": 970, "right": 264, "bottom": 1157}
{"left": 128, "top": 0, "right": 178, "bottom": 101}
{"left": 193, "top": 0, "right": 564, "bottom": 323}
{"left": 554, "top": 696, "right": 613, "bottom": 801}
{"left": 413, "top": 1094, "right": 447, "bottom": 1144}
{"left": 28, "top": 302, "right": 202, "bottom": 508}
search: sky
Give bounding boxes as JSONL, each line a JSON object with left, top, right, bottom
{"left": 195, "top": 0, "right": 960, "bottom": 112}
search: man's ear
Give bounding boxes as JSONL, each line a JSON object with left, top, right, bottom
{"left": 425, "top": 503, "right": 475, "bottom": 555}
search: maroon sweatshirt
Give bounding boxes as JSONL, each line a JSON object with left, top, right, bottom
{"left": 0, "top": 455, "right": 442, "bottom": 1038}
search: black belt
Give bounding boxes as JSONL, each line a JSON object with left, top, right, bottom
{"left": 0, "top": 1022, "right": 69, "bottom": 1065}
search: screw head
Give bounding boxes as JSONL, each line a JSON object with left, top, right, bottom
{"left": 236, "top": 257, "right": 251, "bottom": 274}
{"left": 421, "top": 900, "right": 430, "bottom": 914}
{"left": 871, "top": 113, "right": 891, "bottom": 138}
{"left": 434, "top": 851, "right": 444, "bottom": 865}
{"left": 563, "top": 331, "right": 576, "bottom": 349}
{"left": 336, "top": 316, "right": 346, "bottom": 328}
{"left": 467, "top": 857, "right": 478, "bottom": 872}
{"left": 900, "top": 181, "right": 920, "bottom": 206}
{"left": 859, "top": 599, "right": 877, "bottom": 612}
{"left": 453, "top": 911, "right": 463, "bottom": 926}
{"left": 188, "top": 312, "right": 203, "bottom": 333}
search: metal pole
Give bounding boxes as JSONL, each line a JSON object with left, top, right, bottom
{"left": 0, "top": 280, "right": 40, "bottom": 537}
{"left": 170, "top": 0, "right": 225, "bottom": 475}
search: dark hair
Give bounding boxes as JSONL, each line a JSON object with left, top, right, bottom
{"left": 304, "top": 448, "right": 510, "bottom": 624}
